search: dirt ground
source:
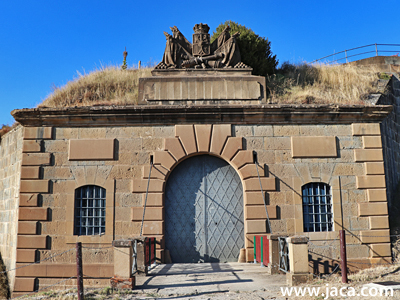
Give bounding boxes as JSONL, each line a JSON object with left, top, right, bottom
{"left": 11, "top": 262, "right": 400, "bottom": 300}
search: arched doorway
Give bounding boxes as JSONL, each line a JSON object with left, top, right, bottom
{"left": 165, "top": 155, "right": 244, "bottom": 263}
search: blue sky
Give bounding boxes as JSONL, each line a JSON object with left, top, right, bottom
{"left": 1, "top": 0, "right": 399, "bottom": 125}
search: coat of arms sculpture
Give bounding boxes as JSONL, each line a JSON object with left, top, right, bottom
{"left": 155, "top": 23, "right": 249, "bottom": 70}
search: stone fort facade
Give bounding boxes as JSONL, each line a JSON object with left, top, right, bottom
{"left": 2, "top": 23, "right": 400, "bottom": 295}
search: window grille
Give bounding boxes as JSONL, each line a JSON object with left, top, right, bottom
{"left": 74, "top": 185, "right": 106, "bottom": 236}
{"left": 302, "top": 182, "right": 333, "bottom": 232}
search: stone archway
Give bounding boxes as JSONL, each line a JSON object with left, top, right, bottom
{"left": 164, "top": 154, "right": 244, "bottom": 263}
{"left": 132, "top": 124, "right": 277, "bottom": 263}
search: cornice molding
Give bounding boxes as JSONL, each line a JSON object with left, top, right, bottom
{"left": 11, "top": 104, "right": 393, "bottom": 127}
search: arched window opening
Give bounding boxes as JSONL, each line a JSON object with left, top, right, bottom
{"left": 302, "top": 182, "right": 333, "bottom": 232}
{"left": 74, "top": 185, "right": 106, "bottom": 236}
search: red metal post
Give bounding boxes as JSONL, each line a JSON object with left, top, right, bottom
{"left": 339, "top": 230, "right": 348, "bottom": 283}
{"left": 76, "top": 242, "right": 84, "bottom": 300}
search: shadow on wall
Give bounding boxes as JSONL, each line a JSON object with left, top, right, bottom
{"left": 0, "top": 253, "right": 10, "bottom": 299}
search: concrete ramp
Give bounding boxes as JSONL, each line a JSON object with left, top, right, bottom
{"left": 134, "top": 263, "right": 286, "bottom": 299}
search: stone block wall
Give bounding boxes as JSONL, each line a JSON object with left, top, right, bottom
{"left": 0, "top": 125, "right": 23, "bottom": 290}
{"left": 9, "top": 120, "right": 393, "bottom": 294}
{"left": 379, "top": 75, "right": 400, "bottom": 222}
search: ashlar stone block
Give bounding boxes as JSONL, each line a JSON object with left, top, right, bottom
{"left": 221, "top": 137, "right": 243, "bottom": 161}
{"left": 246, "top": 220, "right": 267, "bottom": 233}
{"left": 369, "top": 216, "right": 389, "bottom": 229}
{"left": 365, "top": 162, "right": 385, "bottom": 175}
{"left": 370, "top": 243, "right": 392, "bottom": 257}
{"left": 367, "top": 189, "right": 387, "bottom": 202}
{"left": 131, "top": 207, "right": 164, "bottom": 221}
{"left": 356, "top": 175, "right": 386, "bottom": 189}
{"left": 363, "top": 136, "right": 382, "bottom": 148}
{"left": 291, "top": 136, "right": 337, "bottom": 158}
{"left": 245, "top": 205, "right": 277, "bottom": 219}
{"left": 354, "top": 149, "right": 383, "bottom": 162}
{"left": 22, "top": 153, "right": 51, "bottom": 166}
{"left": 352, "top": 123, "right": 381, "bottom": 136}
{"left": 244, "top": 177, "right": 276, "bottom": 191}
{"left": 176, "top": 125, "right": 197, "bottom": 155}
{"left": 231, "top": 150, "right": 253, "bottom": 169}
{"left": 69, "top": 139, "right": 115, "bottom": 160}
{"left": 210, "top": 124, "right": 231, "bottom": 155}
{"left": 194, "top": 125, "right": 212, "bottom": 152}
{"left": 358, "top": 202, "right": 388, "bottom": 216}
{"left": 164, "top": 138, "right": 185, "bottom": 161}
{"left": 23, "top": 140, "right": 41, "bottom": 152}
{"left": 153, "top": 151, "right": 176, "bottom": 170}
{"left": 17, "top": 235, "right": 47, "bottom": 249}
{"left": 24, "top": 127, "right": 52, "bottom": 140}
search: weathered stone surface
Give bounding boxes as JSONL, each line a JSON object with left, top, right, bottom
{"left": 246, "top": 220, "right": 267, "bottom": 233}
{"left": 356, "top": 175, "right": 386, "bottom": 189}
{"left": 369, "top": 216, "right": 389, "bottom": 229}
{"left": 363, "top": 136, "right": 382, "bottom": 148}
{"left": 22, "top": 153, "right": 51, "bottom": 166}
{"left": 23, "top": 140, "right": 41, "bottom": 152}
{"left": 164, "top": 138, "right": 185, "bottom": 161}
{"left": 354, "top": 149, "right": 383, "bottom": 162}
{"left": 195, "top": 125, "right": 212, "bottom": 152}
{"left": 367, "top": 189, "right": 387, "bottom": 202}
{"left": 352, "top": 123, "right": 381, "bottom": 136}
{"left": 231, "top": 150, "right": 253, "bottom": 169}
{"left": 210, "top": 124, "right": 231, "bottom": 155}
{"left": 21, "top": 166, "right": 40, "bottom": 179}
{"left": 175, "top": 125, "right": 197, "bottom": 154}
{"left": 153, "top": 151, "right": 176, "bottom": 170}
{"left": 244, "top": 177, "right": 276, "bottom": 191}
{"left": 365, "top": 162, "right": 385, "bottom": 175}
{"left": 24, "top": 127, "right": 52, "bottom": 140}
{"left": 245, "top": 205, "right": 277, "bottom": 219}
{"left": 291, "top": 136, "right": 337, "bottom": 158}
{"left": 358, "top": 202, "right": 388, "bottom": 216}
{"left": 69, "top": 139, "right": 115, "bottom": 160}
{"left": 20, "top": 180, "right": 49, "bottom": 193}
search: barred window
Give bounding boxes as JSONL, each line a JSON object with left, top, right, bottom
{"left": 302, "top": 182, "right": 333, "bottom": 232}
{"left": 74, "top": 185, "right": 106, "bottom": 236}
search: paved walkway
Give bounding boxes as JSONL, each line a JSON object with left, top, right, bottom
{"left": 134, "top": 263, "right": 287, "bottom": 299}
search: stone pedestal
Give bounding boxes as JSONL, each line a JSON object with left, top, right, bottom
{"left": 267, "top": 234, "right": 282, "bottom": 274}
{"left": 286, "top": 236, "right": 313, "bottom": 286}
{"left": 138, "top": 69, "right": 266, "bottom": 105}
{"left": 112, "top": 239, "right": 134, "bottom": 290}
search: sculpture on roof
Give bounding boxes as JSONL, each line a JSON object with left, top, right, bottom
{"left": 155, "top": 23, "right": 247, "bottom": 69}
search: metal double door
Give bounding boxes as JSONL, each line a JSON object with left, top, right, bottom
{"left": 165, "top": 155, "right": 244, "bottom": 263}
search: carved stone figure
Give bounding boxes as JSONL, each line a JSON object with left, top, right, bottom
{"left": 156, "top": 23, "right": 245, "bottom": 69}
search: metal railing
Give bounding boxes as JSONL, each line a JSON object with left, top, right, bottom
{"left": 312, "top": 43, "right": 400, "bottom": 64}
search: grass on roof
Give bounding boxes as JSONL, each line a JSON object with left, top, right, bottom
{"left": 39, "top": 66, "right": 152, "bottom": 108}
{"left": 38, "top": 63, "right": 385, "bottom": 109}
{"left": 267, "top": 63, "right": 384, "bottom": 105}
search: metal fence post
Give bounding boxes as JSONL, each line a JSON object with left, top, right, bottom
{"left": 76, "top": 242, "right": 84, "bottom": 300}
{"left": 339, "top": 230, "right": 348, "bottom": 283}
{"left": 375, "top": 43, "right": 378, "bottom": 56}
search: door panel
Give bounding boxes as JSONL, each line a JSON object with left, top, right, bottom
{"left": 165, "top": 155, "right": 244, "bottom": 263}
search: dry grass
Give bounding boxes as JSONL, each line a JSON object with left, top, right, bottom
{"left": 38, "top": 63, "right": 385, "bottom": 109}
{"left": 39, "top": 66, "right": 152, "bottom": 108}
{"left": 0, "top": 255, "right": 9, "bottom": 300}
{"left": 267, "top": 63, "right": 383, "bottom": 105}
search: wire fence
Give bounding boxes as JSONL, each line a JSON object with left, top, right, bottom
{"left": 306, "top": 231, "right": 400, "bottom": 278}
{"left": 1, "top": 244, "right": 114, "bottom": 299}
{"left": 312, "top": 43, "right": 400, "bottom": 64}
